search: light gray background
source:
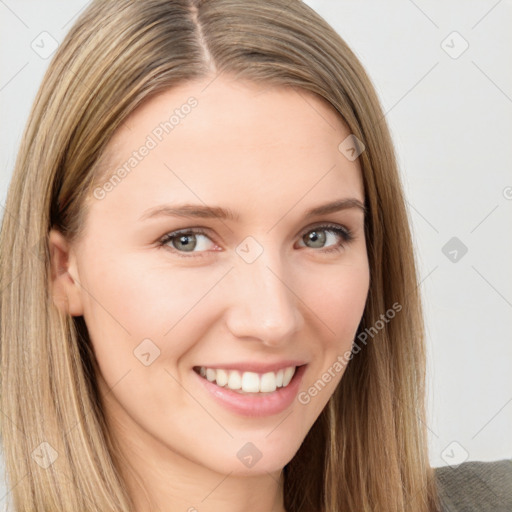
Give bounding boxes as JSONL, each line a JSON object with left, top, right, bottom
{"left": 1, "top": 0, "right": 511, "bottom": 505}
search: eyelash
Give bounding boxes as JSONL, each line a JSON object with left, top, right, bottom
{"left": 158, "top": 223, "right": 354, "bottom": 259}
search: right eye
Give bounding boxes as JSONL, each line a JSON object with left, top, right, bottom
{"left": 159, "top": 228, "right": 219, "bottom": 257}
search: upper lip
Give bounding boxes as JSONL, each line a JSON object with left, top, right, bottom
{"left": 193, "top": 361, "right": 308, "bottom": 374}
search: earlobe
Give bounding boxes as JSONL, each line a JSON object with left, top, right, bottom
{"left": 48, "top": 228, "right": 84, "bottom": 316}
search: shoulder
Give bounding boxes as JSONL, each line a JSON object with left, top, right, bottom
{"left": 434, "top": 459, "right": 512, "bottom": 512}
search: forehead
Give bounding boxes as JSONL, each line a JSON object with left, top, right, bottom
{"left": 88, "top": 76, "right": 365, "bottom": 224}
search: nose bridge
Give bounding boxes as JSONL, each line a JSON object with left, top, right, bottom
{"left": 225, "top": 244, "right": 303, "bottom": 344}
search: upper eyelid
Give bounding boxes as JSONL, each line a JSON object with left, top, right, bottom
{"left": 164, "top": 222, "right": 351, "bottom": 237}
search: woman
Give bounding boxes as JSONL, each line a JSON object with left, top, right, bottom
{"left": 0, "top": 1, "right": 510, "bottom": 511}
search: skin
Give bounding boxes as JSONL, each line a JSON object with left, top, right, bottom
{"left": 49, "top": 75, "right": 370, "bottom": 512}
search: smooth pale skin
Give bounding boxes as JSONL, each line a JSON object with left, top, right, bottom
{"left": 49, "top": 75, "right": 370, "bottom": 512}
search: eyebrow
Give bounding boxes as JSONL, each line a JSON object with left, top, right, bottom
{"left": 138, "top": 198, "right": 366, "bottom": 222}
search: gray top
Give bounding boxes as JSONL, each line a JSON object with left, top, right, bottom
{"left": 435, "top": 459, "right": 512, "bottom": 512}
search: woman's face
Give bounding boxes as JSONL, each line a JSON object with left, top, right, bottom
{"left": 50, "top": 76, "right": 369, "bottom": 479}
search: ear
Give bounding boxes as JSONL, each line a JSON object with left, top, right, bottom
{"left": 48, "top": 228, "right": 84, "bottom": 316}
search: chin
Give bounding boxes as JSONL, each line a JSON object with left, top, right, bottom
{"left": 205, "top": 437, "right": 302, "bottom": 476}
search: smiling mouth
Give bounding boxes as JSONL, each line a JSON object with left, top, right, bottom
{"left": 193, "top": 365, "right": 300, "bottom": 394}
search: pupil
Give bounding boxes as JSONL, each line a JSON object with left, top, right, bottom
{"left": 177, "top": 234, "right": 196, "bottom": 251}
{"left": 307, "top": 230, "right": 325, "bottom": 247}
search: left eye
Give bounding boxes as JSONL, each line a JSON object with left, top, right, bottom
{"left": 298, "top": 226, "right": 352, "bottom": 251}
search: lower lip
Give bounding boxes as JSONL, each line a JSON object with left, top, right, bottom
{"left": 193, "top": 365, "right": 307, "bottom": 417}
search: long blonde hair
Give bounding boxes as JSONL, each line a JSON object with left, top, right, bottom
{"left": 0, "top": 0, "right": 440, "bottom": 510}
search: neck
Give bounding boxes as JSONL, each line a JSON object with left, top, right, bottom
{"left": 109, "top": 416, "right": 287, "bottom": 512}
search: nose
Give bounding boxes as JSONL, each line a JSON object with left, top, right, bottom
{"left": 224, "top": 252, "right": 304, "bottom": 347}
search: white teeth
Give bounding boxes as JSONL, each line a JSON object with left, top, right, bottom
{"left": 260, "top": 372, "right": 277, "bottom": 393}
{"left": 228, "top": 370, "right": 242, "bottom": 390}
{"left": 196, "top": 366, "right": 297, "bottom": 393}
{"left": 216, "top": 369, "right": 229, "bottom": 387}
{"left": 241, "top": 372, "right": 260, "bottom": 393}
{"left": 283, "top": 366, "right": 295, "bottom": 387}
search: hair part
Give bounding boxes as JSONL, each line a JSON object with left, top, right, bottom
{"left": 0, "top": 0, "right": 440, "bottom": 510}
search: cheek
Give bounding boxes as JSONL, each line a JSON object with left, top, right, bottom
{"left": 80, "top": 248, "right": 223, "bottom": 334}
{"left": 78, "top": 250, "right": 228, "bottom": 377}
{"left": 294, "top": 262, "right": 369, "bottom": 416}
{"left": 304, "top": 260, "right": 370, "bottom": 342}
